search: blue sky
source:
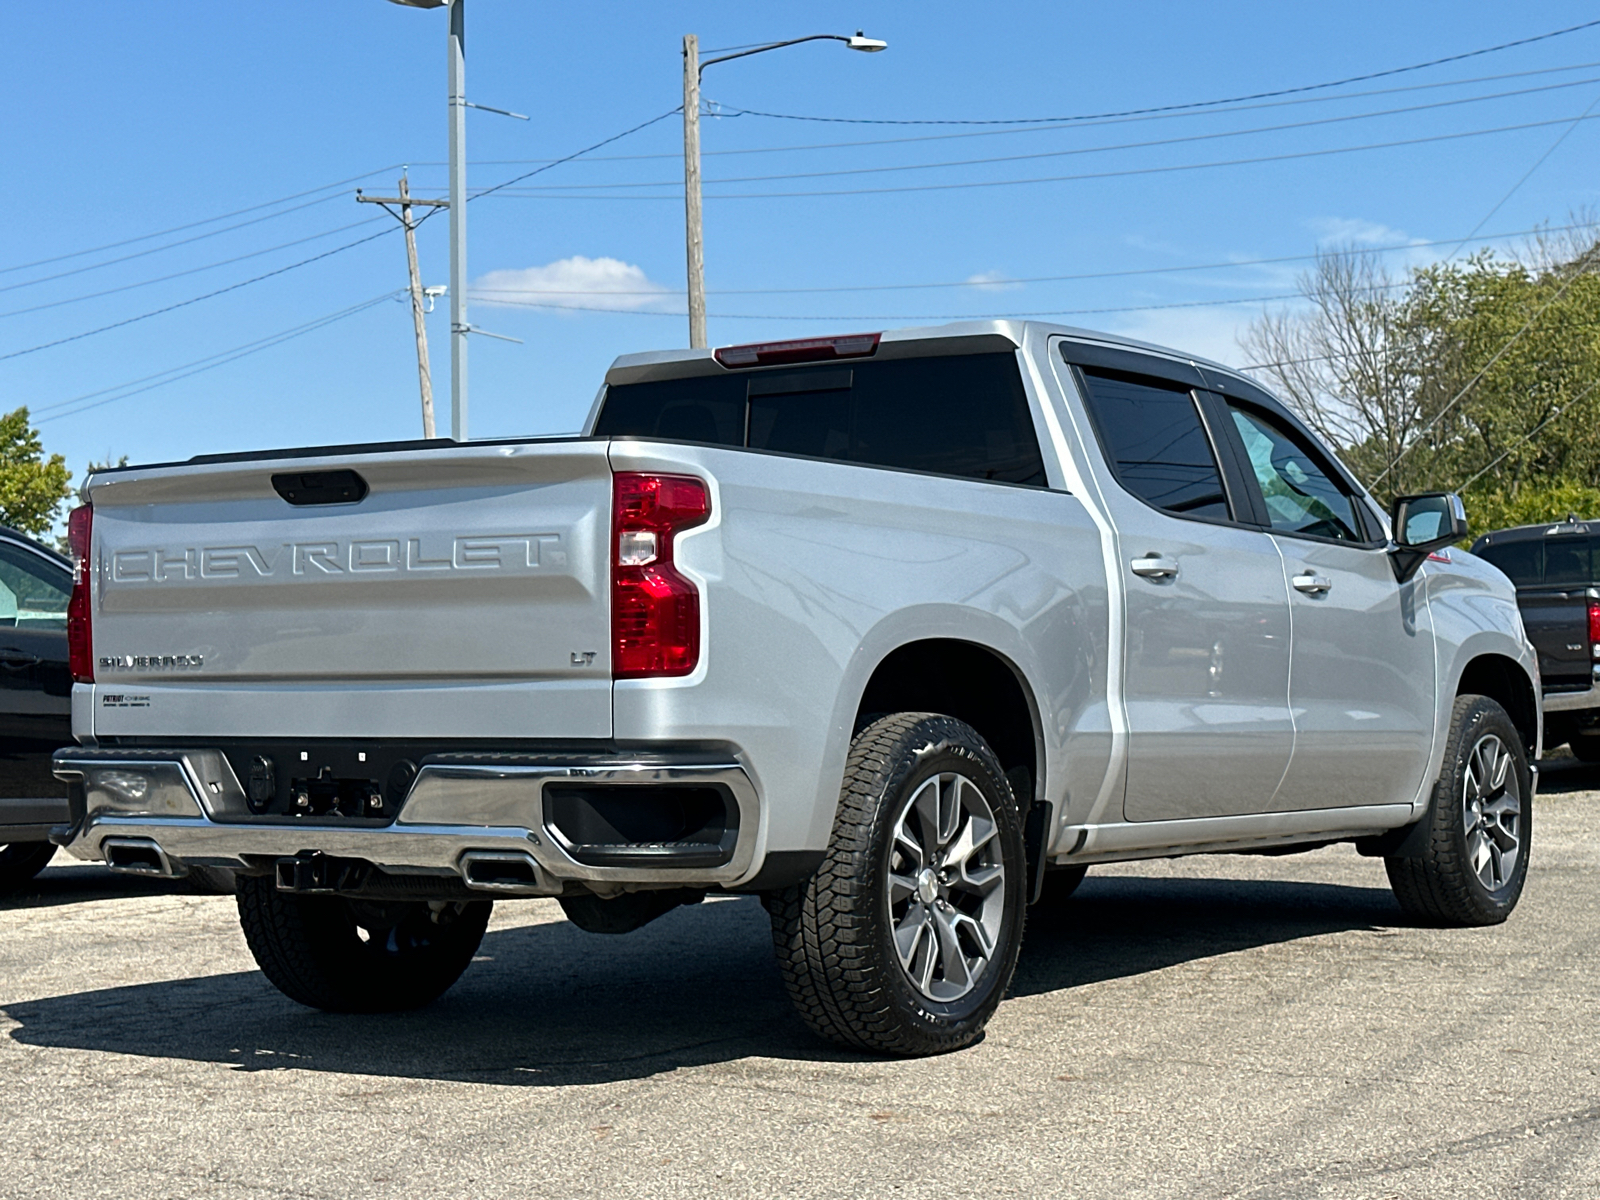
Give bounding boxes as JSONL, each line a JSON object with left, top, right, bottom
{"left": 7, "top": 2, "right": 1600, "bottom": 488}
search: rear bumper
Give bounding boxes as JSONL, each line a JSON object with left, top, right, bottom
{"left": 1542, "top": 667, "right": 1600, "bottom": 714}
{"left": 51, "top": 747, "right": 760, "bottom": 893}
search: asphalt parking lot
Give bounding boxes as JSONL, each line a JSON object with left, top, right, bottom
{"left": 1, "top": 763, "right": 1596, "bottom": 1200}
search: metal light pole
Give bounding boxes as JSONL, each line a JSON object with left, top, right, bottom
{"left": 681, "top": 31, "right": 887, "bottom": 350}
{"left": 387, "top": 0, "right": 469, "bottom": 439}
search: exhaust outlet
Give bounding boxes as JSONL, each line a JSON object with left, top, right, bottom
{"left": 459, "top": 850, "right": 551, "bottom": 895}
{"left": 103, "top": 838, "right": 183, "bottom": 878}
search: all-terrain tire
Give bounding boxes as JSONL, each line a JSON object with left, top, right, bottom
{"left": 0, "top": 842, "right": 55, "bottom": 892}
{"left": 1386, "top": 694, "right": 1531, "bottom": 927}
{"left": 764, "top": 713, "right": 1027, "bottom": 1056}
{"left": 185, "top": 865, "right": 238, "bottom": 895}
{"left": 236, "top": 875, "right": 491, "bottom": 1012}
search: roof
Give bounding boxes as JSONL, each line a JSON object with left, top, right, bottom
{"left": 1472, "top": 516, "right": 1595, "bottom": 548}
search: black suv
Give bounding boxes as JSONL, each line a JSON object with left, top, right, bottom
{"left": 0, "top": 526, "right": 73, "bottom": 888}
{"left": 1472, "top": 515, "right": 1600, "bottom": 758}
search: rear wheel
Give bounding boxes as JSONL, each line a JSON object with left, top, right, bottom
{"left": 236, "top": 875, "right": 490, "bottom": 1011}
{"left": 766, "top": 713, "right": 1027, "bottom": 1056}
{"left": 1386, "top": 694, "right": 1530, "bottom": 926}
{"left": 0, "top": 842, "right": 56, "bottom": 892}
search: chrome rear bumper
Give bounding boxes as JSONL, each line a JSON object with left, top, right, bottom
{"left": 52, "top": 748, "right": 760, "bottom": 893}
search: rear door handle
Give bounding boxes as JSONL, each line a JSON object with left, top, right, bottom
{"left": 1130, "top": 554, "right": 1179, "bottom": 580}
{"left": 1292, "top": 572, "right": 1333, "bottom": 595}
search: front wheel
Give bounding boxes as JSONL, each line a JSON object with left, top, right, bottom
{"left": 237, "top": 876, "right": 491, "bottom": 1012}
{"left": 766, "top": 713, "right": 1027, "bottom": 1056}
{"left": 1386, "top": 694, "right": 1531, "bottom": 926}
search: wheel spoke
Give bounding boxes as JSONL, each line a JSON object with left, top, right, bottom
{"left": 1467, "top": 827, "right": 1492, "bottom": 883}
{"left": 943, "top": 812, "right": 996, "bottom": 875}
{"left": 911, "top": 777, "right": 943, "bottom": 858}
{"left": 894, "top": 902, "right": 932, "bottom": 969}
{"left": 888, "top": 871, "right": 919, "bottom": 904}
{"left": 930, "top": 906, "right": 971, "bottom": 993}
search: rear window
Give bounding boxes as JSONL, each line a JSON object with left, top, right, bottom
{"left": 1476, "top": 535, "right": 1596, "bottom": 587}
{"left": 594, "top": 352, "right": 1048, "bottom": 487}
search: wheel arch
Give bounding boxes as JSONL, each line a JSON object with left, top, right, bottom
{"left": 1455, "top": 652, "right": 1540, "bottom": 760}
{"left": 853, "top": 637, "right": 1045, "bottom": 806}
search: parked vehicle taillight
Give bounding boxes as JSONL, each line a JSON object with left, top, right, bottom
{"left": 66, "top": 503, "right": 93, "bottom": 683}
{"left": 1589, "top": 600, "right": 1600, "bottom": 658}
{"left": 612, "top": 473, "right": 710, "bottom": 678}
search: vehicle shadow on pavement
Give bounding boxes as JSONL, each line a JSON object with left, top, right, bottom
{"left": 1014, "top": 875, "right": 1398, "bottom": 998}
{"left": 1533, "top": 753, "right": 1600, "bottom": 796}
{"left": 3, "top": 877, "right": 1398, "bottom": 1085}
{"left": 0, "top": 864, "right": 190, "bottom": 911}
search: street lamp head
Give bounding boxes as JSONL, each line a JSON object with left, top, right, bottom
{"left": 846, "top": 31, "right": 888, "bottom": 52}
{"left": 385, "top": 0, "right": 450, "bottom": 8}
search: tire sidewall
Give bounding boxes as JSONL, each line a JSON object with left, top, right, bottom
{"left": 862, "top": 718, "right": 1028, "bottom": 1035}
{"left": 1443, "top": 697, "right": 1532, "bottom": 917}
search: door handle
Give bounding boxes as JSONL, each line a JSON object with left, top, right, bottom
{"left": 1130, "top": 554, "right": 1179, "bottom": 580}
{"left": 1292, "top": 572, "right": 1333, "bottom": 595}
{"left": 0, "top": 648, "right": 39, "bottom": 670}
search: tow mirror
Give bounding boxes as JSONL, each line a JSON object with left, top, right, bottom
{"left": 1389, "top": 491, "right": 1468, "bottom": 582}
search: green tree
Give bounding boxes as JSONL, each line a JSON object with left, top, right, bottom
{"left": 0, "top": 407, "right": 72, "bottom": 536}
{"left": 1242, "top": 227, "right": 1600, "bottom": 536}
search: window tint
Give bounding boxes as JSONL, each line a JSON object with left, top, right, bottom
{"left": 1543, "top": 536, "right": 1593, "bottom": 586}
{"left": 0, "top": 543, "right": 69, "bottom": 629}
{"left": 1076, "top": 368, "right": 1229, "bottom": 519}
{"left": 594, "top": 353, "right": 1047, "bottom": 486}
{"left": 1476, "top": 539, "right": 1542, "bottom": 586}
{"left": 1228, "top": 406, "right": 1361, "bottom": 541}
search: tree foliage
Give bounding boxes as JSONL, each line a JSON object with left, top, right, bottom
{"left": 0, "top": 408, "right": 72, "bottom": 537}
{"left": 1241, "top": 227, "right": 1600, "bottom": 538}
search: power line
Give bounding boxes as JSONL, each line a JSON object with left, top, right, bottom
{"left": 704, "top": 18, "right": 1600, "bottom": 127}
{"left": 466, "top": 109, "right": 682, "bottom": 203}
{"left": 0, "top": 191, "right": 358, "bottom": 296}
{"left": 0, "top": 216, "right": 389, "bottom": 321}
{"left": 475, "top": 284, "right": 1409, "bottom": 321}
{"left": 493, "top": 76, "right": 1600, "bottom": 193}
{"left": 432, "top": 60, "right": 1600, "bottom": 165}
{"left": 0, "top": 165, "right": 402, "bottom": 277}
{"left": 35, "top": 291, "right": 404, "bottom": 424}
{"left": 0, "top": 227, "right": 398, "bottom": 364}
{"left": 473, "top": 221, "right": 1588, "bottom": 301}
{"left": 1372, "top": 241, "right": 1600, "bottom": 486}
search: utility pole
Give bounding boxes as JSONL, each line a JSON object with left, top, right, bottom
{"left": 447, "top": 0, "right": 469, "bottom": 440}
{"left": 679, "top": 31, "right": 886, "bottom": 352}
{"left": 681, "top": 34, "right": 706, "bottom": 350}
{"left": 358, "top": 174, "right": 449, "bottom": 438}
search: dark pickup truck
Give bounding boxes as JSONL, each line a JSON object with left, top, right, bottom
{"left": 1473, "top": 515, "right": 1600, "bottom": 758}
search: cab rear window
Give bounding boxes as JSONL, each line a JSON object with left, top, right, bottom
{"left": 595, "top": 352, "right": 1048, "bottom": 487}
{"left": 1475, "top": 535, "right": 1595, "bottom": 587}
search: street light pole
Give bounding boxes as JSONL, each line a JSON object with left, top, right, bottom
{"left": 680, "top": 31, "right": 886, "bottom": 352}
{"left": 446, "top": 0, "right": 468, "bottom": 440}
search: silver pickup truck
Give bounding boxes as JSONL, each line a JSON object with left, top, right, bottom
{"left": 53, "top": 321, "right": 1539, "bottom": 1056}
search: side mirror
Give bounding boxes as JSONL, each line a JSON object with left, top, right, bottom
{"left": 1389, "top": 492, "right": 1468, "bottom": 582}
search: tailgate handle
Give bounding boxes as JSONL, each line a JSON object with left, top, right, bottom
{"left": 272, "top": 469, "right": 369, "bottom": 506}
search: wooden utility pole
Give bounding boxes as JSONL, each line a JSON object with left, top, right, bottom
{"left": 682, "top": 34, "right": 706, "bottom": 350}
{"left": 358, "top": 175, "right": 449, "bottom": 438}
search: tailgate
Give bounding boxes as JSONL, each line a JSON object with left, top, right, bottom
{"left": 1518, "top": 588, "right": 1590, "bottom": 690}
{"left": 84, "top": 440, "right": 613, "bottom": 740}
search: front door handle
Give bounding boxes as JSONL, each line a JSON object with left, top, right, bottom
{"left": 1130, "top": 554, "right": 1179, "bottom": 580}
{"left": 1292, "top": 572, "right": 1333, "bottom": 595}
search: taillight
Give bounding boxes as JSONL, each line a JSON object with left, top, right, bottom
{"left": 66, "top": 503, "right": 93, "bottom": 683}
{"left": 1589, "top": 600, "right": 1600, "bottom": 657}
{"left": 612, "top": 473, "right": 710, "bottom": 678}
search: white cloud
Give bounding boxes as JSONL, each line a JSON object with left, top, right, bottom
{"left": 472, "top": 256, "right": 675, "bottom": 313}
{"left": 1306, "top": 217, "right": 1421, "bottom": 248}
{"left": 964, "top": 269, "right": 1022, "bottom": 293}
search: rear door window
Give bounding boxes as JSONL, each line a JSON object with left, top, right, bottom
{"left": 595, "top": 352, "right": 1047, "bottom": 486}
{"left": 1075, "top": 368, "right": 1230, "bottom": 520}
{"left": 1542, "top": 536, "right": 1593, "bottom": 586}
